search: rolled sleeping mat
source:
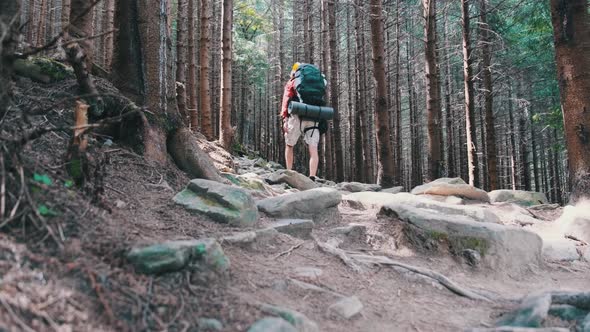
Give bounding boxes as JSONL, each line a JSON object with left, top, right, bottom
{"left": 288, "top": 101, "right": 334, "bottom": 120}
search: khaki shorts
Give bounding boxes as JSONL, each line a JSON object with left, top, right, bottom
{"left": 284, "top": 115, "right": 320, "bottom": 147}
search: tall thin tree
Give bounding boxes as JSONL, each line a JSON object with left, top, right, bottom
{"left": 369, "top": 0, "right": 396, "bottom": 187}
{"left": 199, "top": 0, "right": 214, "bottom": 140}
{"left": 550, "top": 0, "right": 590, "bottom": 202}
{"left": 219, "top": 0, "right": 234, "bottom": 149}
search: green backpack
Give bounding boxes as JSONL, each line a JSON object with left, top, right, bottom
{"left": 294, "top": 64, "right": 326, "bottom": 107}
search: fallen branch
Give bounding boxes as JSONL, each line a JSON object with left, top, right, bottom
{"left": 273, "top": 241, "right": 305, "bottom": 259}
{"left": 86, "top": 269, "right": 117, "bottom": 325}
{"left": 565, "top": 234, "right": 588, "bottom": 246}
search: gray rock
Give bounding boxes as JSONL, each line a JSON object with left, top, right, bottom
{"left": 380, "top": 186, "right": 404, "bottom": 194}
{"left": 489, "top": 190, "right": 549, "bottom": 207}
{"left": 174, "top": 179, "right": 258, "bottom": 227}
{"left": 293, "top": 266, "right": 323, "bottom": 279}
{"left": 220, "top": 228, "right": 280, "bottom": 249}
{"left": 462, "top": 249, "right": 482, "bottom": 267}
{"left": 380, "top": 200, "right": 542, "bottom": 272}
{"left": 582, "top": 313, "right": 590, "bottom": 332}
{"left": 247, "top": 317, "right": 297, "bottom": 332}
{"left": 270, "top": 219, "right": 315, "bottom": 239}
{"left": 266, "top": 170, "right": 318, "bottom": 191}
{"left": 342, "top": 192, "right": 404, "bottom": 210}
{"left": 328, "top": 224, "right": 367, "bottom": 246}
{"left": 267, "top": 161, "right": 285, "bottom": 170}
{"left": 328, "top": 296, "right": 363, "bottom": 319}
{"left": 497, "top": 293, "right": 551, "bottom": 327}
{"left": 127, "top": 238, "right": 230, "bottom": 275}
{"left": 257, "top": 188, "right": 342, "bottom": 224}
{"left": 336, "top": 182, "right": 381, "bottom": 193}
{"left": 468, "top": 328, "right": 569, "bottom": 332}
{"left": 411, "top": 177, "right": 490, "bottom": 202}
{"left": 198, "top": 318, "right": 223, "bottom": 331}
{"left": 548, "top": 304, "right": 588, "bottom": 322}
{"left": 260, "top": 304, "right": 319, "bottom": 332}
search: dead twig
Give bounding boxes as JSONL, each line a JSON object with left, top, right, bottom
{"left": 86, "top": 269, "right": 117, "bottom": 325}
{"left": 565, "top": 234, "right": 589, "bottom": 246}
{"left": 273, "top": 241, "right": 305, "bottom": 259}
{"left": 0, "top": 154, "right": 5, "bottom": 218}
{"left": 313, "top": 236, "right": 363, "bottom": 272}
{"left": 0, "top": 296, "right": 37, "bottom": 332}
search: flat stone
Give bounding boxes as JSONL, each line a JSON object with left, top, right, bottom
{"left": 380, "top": 186, "right": 404, "bottom": 194}
{"left": 548, "top": 304, "right": 588, "bottom": 322}
{"left": 411, "top": 178, "right": 490, "bottom": 202}
{"left": 266, "top": 170, "right": 318, "bottom": 191}
{"left": 468, "top": 328, "right": 569, "bottom": 332}
{"left": 260, "top": 304, "right": 319, "bottom": 332}
{"left": 270, "top": 219, "right": 314, "bottom": 239}
{"left": 198, "top": 318, "right": 223, "bottom": 331}
{"left": 489, "top": 190, "right": 549, "bottom": 207}
{"left": 127, "top": 238, "right": 230, "bottom": 275}
{"left": 257, "top": 188, "right": 342, "bottom": 224}
{"left": 582, "top": 313, "right": 590, "bottom": 332}
{"left": 293, "top": 266, "right": 323, "bottom": 279}
{"left": 342, "top": 192, "right": 404, "bottom": 210}
{"left": 328, "top": 224, "right": 367, "bottom": 246}
{"left": 336, "top": 182, "right": 381, "bottom": 193}
{"left": 328, "top": 296, "right": 363, "bottom": 319}
{"left": 220, "top": 228, "right": 280, "bottom": 249}
{"left": 174, "top": 179, "right": 258, "bottom": 227}
{"left": 497, "top": 293, "right": 551, "bottom": 327}
{"left": 247, "top": 317, "right": 297, "bottom": 332}
{"left": 380, "top": 200, "right": 542, "bottom": 272}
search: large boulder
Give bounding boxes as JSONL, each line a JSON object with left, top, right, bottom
{"left": 380, "top": 201, "right": 543, "bottom": 271}
{"left": 348, "top": 193, "right": 500, "bottom": 223}
{"left": 174, "top": 179, "right": 258, "bottom": 227}
{"left": 489, "top": 190, "right": 549, "bottom": 207}
{"left": 411, "top": 177, "right": 490, "bottom": 202}
{"left": 265, "top": 170, "right": 318, "bottom": 191}
{"left": 336, "top": 182, "right": 381, "bottom": 193}
{"left": 342, "top": 192, "right": 402, "bottom": 210}
{"left": 127, "top": 238, "right": 229, "bottom": 275}
{"left": 221, "top": 172, "right": 275, "bottom": 198}
{"left": 247, "top": 318, "right": 297, "bottom": 332}
{"left": 257, "top": 188, "right": 342, "bottom": 224}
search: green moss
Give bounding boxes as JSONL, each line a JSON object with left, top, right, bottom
{"left": 32, "top": 57, "right": 74, "bottom": 81}
{"left": 426, "top": 230, "right": 449, "bottom": 241}
{"left": 449, "top": 236, "right": 489, "bottom": 256}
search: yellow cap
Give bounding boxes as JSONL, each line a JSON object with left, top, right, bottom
{"left": 292, "top": 62, "right": 300, "bottom": 72}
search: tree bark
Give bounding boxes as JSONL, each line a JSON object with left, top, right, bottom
{"left": 199, "top": 0, "right": 214, "bottom": 140}
{"left": 550, "top": 0, "right": 590, "bottom": 203}
{"left": 0, "top": 0, "right": 19, "bottom": 116}
{"left": 187, "top": 0, "right": 198, "bottom": 130}
{"left": 423, "top": 0, "right": 442, "bottom": 182}
{"left": 461, "top": 0, "right": 479, "bottom": 187}
{"left": 176, "top": 0, "right": 188, "bottom": 123}
{"left": 369, "top": 0, "right": 396, "bottom": 187}
{"left": 480, "top": 0, "right": 498, "bottom": 190}
{"left": 327, "top": 0, "right": 344, "bottom": 182}
{"left": 219, "top": 0, "right": 234, "bottom": 150}
{"left": 70, "top": 0, "right": 94, "bottom": 69}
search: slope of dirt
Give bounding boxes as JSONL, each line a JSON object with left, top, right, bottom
{"left": 1, "top": 76, "right": 589, "bottom": 332}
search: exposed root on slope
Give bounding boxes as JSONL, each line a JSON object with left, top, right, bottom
{"left": 313, "top": 236, "right": 492, "bottom": 302}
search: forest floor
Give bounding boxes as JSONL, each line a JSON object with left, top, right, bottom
{"left": 1, "top": 76, "right": 589, "bottom": 332}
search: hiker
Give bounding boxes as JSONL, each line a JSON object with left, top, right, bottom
{"left": 281, "top": 62, "right": 327, "bottom": 180}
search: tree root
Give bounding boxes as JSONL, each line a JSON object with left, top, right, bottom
{"left": 551, "top": 291, "right": 590, "bottom": 310}
{"left": 313, "top": 236, "right": 492, "bottom": 302}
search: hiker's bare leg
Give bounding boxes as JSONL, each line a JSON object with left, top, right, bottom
{"left": 309, "top": 145, "right": 318, "bottom": 177}
{"left": 285, "top": 145, "right": 294, "bottom": 170}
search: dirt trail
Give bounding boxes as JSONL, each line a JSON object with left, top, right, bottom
{"left": 224, "top": 205, "right": 590, "bottom": 332}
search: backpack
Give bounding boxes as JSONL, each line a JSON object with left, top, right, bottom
{"left": 294, "top": 64, "right": 326, "bottom": 107}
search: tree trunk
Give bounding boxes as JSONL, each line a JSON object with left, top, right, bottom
{"left": 37, "top": 0, "right": 48, "bottom": 47}
{"left": 327, "top": 0, "right": 344, "bottom": 182}
{"left": 480, "top": 0, "right": 498, "bottom": 190}
{"left": 0, "top": 0, "right": 19, "bottom": 116}
{"left": 176, "top": 0, "right": 188, "bottom": 123}
{"left": 369, "top": 0, "right": 396, "bottom": 187}
{"left": 423, "top": 0, "right": 442, "bottom": 182}
{"left": 103, "top": 0, "right": 115, "bottom": 70}
{"left": 70, "top": 0, "right": 94, "bottom": 69}
{"left": 507, "top": 87, "right": 519, "bottom": 189}
{"left": 187, "top": 0, "right": 198, "bottom": 130}
{"left": 461, "top": 0, "right": 479, "bottom": 187}
{"left": 519, "top": 115, "right": 531, "bottom": 191}
{"left": 354, "top": 0, "right": 371, "bottom": 183}
{"left": 219, "top": 0, "right": 233, "bottom": 150}
{"left": 550, "top": 0, "right": 590, "bottom": 203}
{"left": 199, "top": 0, "right": 214, "bottom": 140}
